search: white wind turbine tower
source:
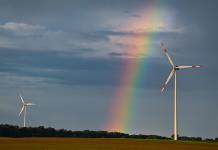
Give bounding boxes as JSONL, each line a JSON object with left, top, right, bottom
{"left": 19, "top": 94, "right": 36, "bottom": 127}
{"left": 161, "top": 43, "right": 201, "bottom": 141}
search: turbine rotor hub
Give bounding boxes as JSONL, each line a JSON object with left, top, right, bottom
{"left": 175, "top": 66, "right": 179, "bottom": 70}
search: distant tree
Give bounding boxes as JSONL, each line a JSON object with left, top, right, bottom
{"left": 204, "top": 138, "right": 214, "bottom": 142}
{"left": 178, "top": 136, "right": 202, "bottom": 141}
{"left": 0, "top": 124, "right": 19, "bottom": 137}
{"left": 0, "top": 124, "right": 208, "bottom": 141}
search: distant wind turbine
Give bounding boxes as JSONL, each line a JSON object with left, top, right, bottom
{"left": 161, "top": 43, "right": 201, "bottom": 141}
{"left": 19, "top": 94, "right": 36, "bottom": 127}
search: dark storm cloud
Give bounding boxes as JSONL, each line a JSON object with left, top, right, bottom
{"left": 80, "top": 29, "right": 182, "bottom": 46}
{"left": 0, "top": 0, "right": 148, "bottom": 31}
{"left": 0, "top": 0, "right": 148, "bottom": 13}
{"left": 0, "top": 45, "right": 211, "bottom": 92}
{"left": 79, "top": 31, "right": 110, "bottom": 42}
{"left": 163, "top": 0, "right": 218, "bottom": 56}
{"left": 108, "top": 52, "right": 129, "bottom": 57}
{"left": 93, "top": 30, "right": 181, "bottom": 37}
{"left": 0, "top": 47, "right": 124, "bottom": 87}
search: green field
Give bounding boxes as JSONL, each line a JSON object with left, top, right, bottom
{"left": 0, "top": 138, "right": 217, "bottom": 150}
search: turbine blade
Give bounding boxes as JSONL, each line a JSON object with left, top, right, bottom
{"left": 161, "top": 43, "right": 175, "bottom": 67}
{"left": 161, "top": 69, "right": 175, "bottom": 93}
{"left": 176, "top": 65, "right": 202, "bottom": 69}
{"left": 19, "top": 106, "right": 24, "bottom": 116}
{"left": 26, "top": 103, "right": 36, "bottom": 106}
{"left": 19, "top": 94, "right": 24, "bottom": 104}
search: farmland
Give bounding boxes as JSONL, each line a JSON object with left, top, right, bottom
{"left": 0, "top": 138, "right": 217, "bottom": 150}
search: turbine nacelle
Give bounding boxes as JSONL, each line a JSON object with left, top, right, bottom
{"left": 175, "top": 66, "right": 180, "bottom": 70}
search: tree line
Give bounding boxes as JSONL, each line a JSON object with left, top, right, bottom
{"left": 0, "top": 124, "right": 217, "bottom": 142}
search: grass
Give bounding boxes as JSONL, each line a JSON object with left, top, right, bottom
{"left": 0, "top": 138, "right": 217, "bottom": 150}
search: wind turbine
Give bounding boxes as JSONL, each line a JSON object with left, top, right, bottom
{"left": 161, "top": 43, "right": 201, "bottom": 141}
{"left": 19, "top": 94, "right": 36, "bottom": 127}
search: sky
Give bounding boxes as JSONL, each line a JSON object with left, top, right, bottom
{"left": 0, "top": 0, "right": 217, "bottom": 138}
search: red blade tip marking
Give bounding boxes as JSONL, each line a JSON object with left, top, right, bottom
{"left": 192, "top": 65, "right": 201, "bottom": 68}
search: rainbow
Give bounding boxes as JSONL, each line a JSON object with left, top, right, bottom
{"left": 105, "top": 2, "right": 168, "bottom": 133}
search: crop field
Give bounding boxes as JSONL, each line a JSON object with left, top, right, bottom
{"left": 0, "top": 138, "right": 218, "bottom": 150}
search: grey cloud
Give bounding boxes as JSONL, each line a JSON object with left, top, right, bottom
{"left": 0, "top": 47, "right": 123, "bottom": 87}
{"left": 108, "top": 52, "right": 129, "bottom": 57}
{"left": 0, "top": 22, "right": 109, "bottom": 52}
{"left": 0, "top": 22, "right": 45, "bottom": 37}
{"left": 96, "top": 30, "right": 181, "bottom": 37}
{"left": 123, "top": 10, "right": 142, "bottom": 18}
